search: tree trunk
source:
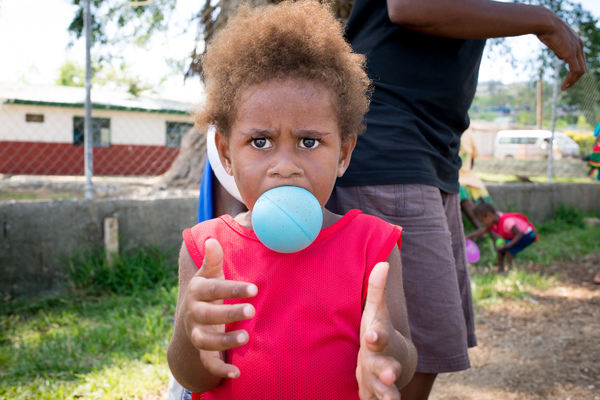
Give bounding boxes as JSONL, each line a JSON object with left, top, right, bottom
{"left": 157, "top": 125, "right": 208, "bottom": 189}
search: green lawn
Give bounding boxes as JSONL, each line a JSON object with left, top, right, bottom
{"left": 0, "top": 247, "right": 178, "bottom": 400}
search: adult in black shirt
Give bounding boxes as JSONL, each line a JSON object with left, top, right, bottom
{"left": 326, "top": 0, "right": 585, "bottom": 399}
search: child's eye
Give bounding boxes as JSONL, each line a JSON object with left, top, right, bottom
{"left": 299, "top": 138, "right": 319, "bottom": 149}
{"left": 251, "top": 138, "right": 272, "bottom": 149}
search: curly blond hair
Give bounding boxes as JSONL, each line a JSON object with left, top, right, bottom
{"left": 196, "top": 0, "right": 371, "bottom": 142}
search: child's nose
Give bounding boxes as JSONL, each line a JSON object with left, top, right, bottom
{"left": 268, "top": 147, "right": 303, "bottom": 178}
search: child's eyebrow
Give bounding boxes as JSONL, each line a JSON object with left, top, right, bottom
{"left": 295, "top": 129, "right": 332, "bottom": 137}
{"left": 241, "top": 128, "right": 333, "bottom": 137}
{"left": 242, "top": 128, "right": 277, "bottom": 137}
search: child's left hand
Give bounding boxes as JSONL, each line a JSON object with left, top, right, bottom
{"left": 357, "top": 262, "right": 403, "bottom": 400}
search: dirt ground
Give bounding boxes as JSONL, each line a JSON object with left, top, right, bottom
{"left": 144, "top": 259, "right": 600, "bottom": 400}
{"left": 431, "top": 258, "right": 600, "bottom": 400}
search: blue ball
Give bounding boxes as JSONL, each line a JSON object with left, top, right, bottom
{"left": 251, "top": 186, "right": 323, "bottom": 253}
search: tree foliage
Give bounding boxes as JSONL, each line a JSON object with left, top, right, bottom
{"left": 515, "top": 0, "right": 600, "bottom": 124}
{"left": 67, "top": 0, "right": 178, "bottom": 94}
{"left": 68, "top": 0, "right": 177, "bottom": 49}
{"left": 68, "top": 0, "right": 353, "bottom": 79}
{"left": 56, "top": 60, "right": 85, "bottom": 87}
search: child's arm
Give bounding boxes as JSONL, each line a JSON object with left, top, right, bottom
{"left": 357, "top": 245, "right": 418, "bottom": 399}
{"left": 465, "top": 226, "right": 488, "bottom": 240}
{"left": 167, "top": 238, "right": 257, "bottom": 393}
{"left": 497, "top": 225, "right": 524, "bottom": 252}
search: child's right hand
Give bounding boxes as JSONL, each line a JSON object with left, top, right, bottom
{"left": 183, "top": 238, "right": 258, "bottom": 379}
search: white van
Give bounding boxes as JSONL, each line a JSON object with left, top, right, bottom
{"left": 493, "top": 129, "right": 580, "bottom": 160}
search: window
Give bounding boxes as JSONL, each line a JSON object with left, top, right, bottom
{"left": 166, "top": 121, "right": 194, "bottom": 148}
{"left": 26, "top": 114, "right": 44, "bottom": 123}
{"left": 73, "top": 117, "right": 110, "bottom": 147}
{"left": 499, "top": 137, "right": 520, "bottom": 144}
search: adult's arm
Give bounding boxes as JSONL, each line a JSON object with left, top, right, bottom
{"left": 386, "top": 0, "right": 586, "bottom": 90}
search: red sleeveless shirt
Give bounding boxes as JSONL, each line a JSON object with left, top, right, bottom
{"left": 182, "top": 209, "right": 402, "bottom": 400}
{"left": 489, "top": 212, "right": 538, "bottom": 241}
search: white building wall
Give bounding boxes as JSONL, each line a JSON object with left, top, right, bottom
{"left": 0, "top": 104, "right": 75, "bottom": 143}
{"left": 108, "top": 112, "right": 192, "bottom": 146}
{"left": 0, "top": 103, "right": 192, "bottom": 146}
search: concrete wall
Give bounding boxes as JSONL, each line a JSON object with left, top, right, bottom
{"left": 486, "top": 183, "right": 600, "bottom": 223}
{"left": 2, "top": 183, "right": 600, "bottom": 299}
{"left": 474, "top": 159, "right": 587, "bottom": 178}
{"left": 1, "top": 196, "right": 198, "bottom": 299}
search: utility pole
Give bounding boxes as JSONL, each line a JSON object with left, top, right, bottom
{"left": 547, "top": 59, "right": 561, "bottom": 183}
{"left": 84, "top": 0, "right": 93, "bottom": 200}
{"left": 536, "top": 69, "right": 543, "bottom": 130}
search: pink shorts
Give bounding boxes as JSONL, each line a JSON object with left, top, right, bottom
{"left": 326, "top": 184, "right": 476, "bottom": 373}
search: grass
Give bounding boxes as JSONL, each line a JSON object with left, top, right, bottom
{"left": 468, "top": 205, "right": 600, "bottom": 307}
{"left": 477, "top": 171, "right": 594, "bottom": 183}
{"left": 0, "top": 246, "right": 178, "bottom": 400}
{"left": 471, "top": 269, "right": 558, "bottom": 307}
{"left": 0, "top": 190, "right": 82, "bottom": 202}
{"left": 2, "top": 206, "right": 600, "bottom": 398}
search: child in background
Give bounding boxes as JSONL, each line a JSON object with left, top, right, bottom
{"left": 459, "top": 128, "right": 493, "bottom": 230}
{"left": 466, "top": 202, "right": 538, "bottom": 272}
{"left": 166, "top": 2, "right": 417, "bottom": 399}
{"left": 586, "top": 121, "right": 600, "bottom": 180}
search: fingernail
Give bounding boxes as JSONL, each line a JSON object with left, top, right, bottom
{"left": 247, "top": 284, "right": 258, "bottom": 296}
{"left": 243, "top": 305, "right": 254, "bottom": 317}
{"left": 237, "top": 332, "right": 247, "bottom": 343}
{"left": 228, "top": 371, "right": 238, "bottom": 379}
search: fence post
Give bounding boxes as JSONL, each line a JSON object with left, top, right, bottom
{"left": 104, "top": 217, "right": 119, "bottom": 267}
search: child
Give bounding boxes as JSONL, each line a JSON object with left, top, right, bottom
{"left": 466, "top": 202, "right": 538, "bottom": 272}
{"left": 166, "top": 2, "right": 417, "bottom": 400}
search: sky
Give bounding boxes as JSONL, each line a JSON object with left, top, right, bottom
{"left": 0, "top": 0, "right": 599, "bottom": 100}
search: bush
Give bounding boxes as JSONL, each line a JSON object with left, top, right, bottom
{"left": 65, "top": 245, "right": 178, "bottom": 295}
{"left": 564, "top": 130, "right": 595, "bottom": 158}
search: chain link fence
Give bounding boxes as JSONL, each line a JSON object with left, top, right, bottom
{"left": 1, "top": 66, "right": 600, "bottom": 201}
{"left": 0, "top": 83, "right": 201, "bottom": 200}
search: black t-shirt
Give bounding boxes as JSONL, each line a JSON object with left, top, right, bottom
{"left": 337, "top": 0, "right": 486, "bottom": 193}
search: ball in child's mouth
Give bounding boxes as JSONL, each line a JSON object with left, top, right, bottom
{"left": 251, "top": 186, "right": 323, "bottom": 253}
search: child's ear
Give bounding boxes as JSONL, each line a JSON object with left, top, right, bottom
{"left": 214, "top": 130, "right": 233, "bottom": 176}
{"left": 337, "top": 135, "right": 357, "bottom": 177}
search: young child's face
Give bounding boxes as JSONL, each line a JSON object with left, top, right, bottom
{"left": 478, "top": 211, "right": 498, "bottom": 228}
{"left": 216, "top": 78, "right": 356, "bottom": 211}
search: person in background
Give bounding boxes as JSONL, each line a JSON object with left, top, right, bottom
{"left": 466, "top": 202, "right": 538, "bottom": 272}
{"left": 325, "top": 0, "right": 586, "bottom": 398}
{"left": 586, "top": 121, "right": 600, "bottom": 180}
{"left": 591, "top": 121, "right": 600, "bottom": 284}
{"left": 459, "top": 128, "right": 493, "bottom": 230}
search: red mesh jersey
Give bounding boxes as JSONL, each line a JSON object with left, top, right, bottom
{"left": 182, "top": 209, "right": 403, "bottom": 400}
{"left": 489, "top": 212, "right": 538, "bottom": 241}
